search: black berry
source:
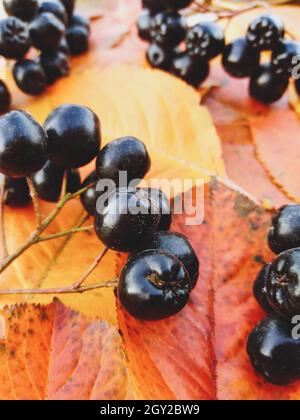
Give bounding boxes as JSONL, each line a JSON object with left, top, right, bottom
{"left": 247, "top": 315, "right": 300, "bottom": 385}
{"left": 4, "top": 176, "right": 31, "bottom": 207}
{"left": 39, "top": 51, "right": 70, "bottom": 84}
{"left": 142, "top": 188, "right": 172, "bottom": 231}
{"left": 80, "top": 170, "right": 98, "bottom": 215}
{"left": 253, "top": 264, "right": 273, "bottom": 313}
{"left": 31, "top": 160, "right": 80, "bottom": 202}
{"left": 165, "top": 0, "right": 193, "bottom": 10}
{"left": 0, "top": 80, "right": 11, "bottom": 114}
{"left": 249, "top": 63, "right": 289, "bottom": 104}
{"left": 13, "top": 59, "right": 47, "bottom": 95}
{"left": 44, "top": 104, "right": 101, "bottom": 169}
{"left": 146, "top": 43, "right": 173, "bottom": 71}
{"left": 136, "top": 231, "right": 199, "bottom": 289}
{"left": 150, "top": 11, "right": 186, "bottom": 49}
{"left": 118, "top": 249, "right": 191, "bottom": 320}
{"left": 70, "top": 14, "right": 90, "bottom": 33}
{"left": 142, "top": 0, "right": 165, "bottom": 13}
{"left": 222, "top": 37, "right": 260, "bottom": 78}
{"left": 265, "top": 248, "right": 300, "bottom": 318}
{"left": 137, "top": 9, "right": 153, "bottom": 42}
{"left": 171, "top": 53, "right": 209, "bottom": 87}
{"left": 29, "top": 12, "right": 65, "bottom": 51}
{"left": 186, "top": 22, "right": 225, "bottom": 61}
{"left": 268, "top": 205, "right": 300, "bottom": 254}
{"left": 96, "top": 136, "right": 150, "bottom": 187}
{"left": 272, "top": 39, "right": 300, "bottom": 78}
{"left": 0, "top": 110, "right": 48, "bottom": 178}
{"left": 3, "top": 0, "right": 38, "bottom": 22}
{"left": 55, "top": 36, "right": 70, "bottom": 55}
{"left": 38, "top": 1, "right": 67, "bottom": 25}
{"left": 0, "top": 17, "right": 30, "bottom": 59}
{"left": 58, "top": 0, "right": 74, "bottom": 20}
{"left": 94, "top": 188, "right": 161, "bottom": 252}
{"left": 246, "top": 14, "right": 284, "bottom": 52}
{"left": 66, "top": 25, "right": 89, "bottom": 55}
{"left": 296, "top": 78, "right": 300, "bottom": 97}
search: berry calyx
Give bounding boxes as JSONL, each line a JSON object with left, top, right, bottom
{"left": 0, "top": 80, "right": 11, "bottom": 114}
{"left": 146, "top": 43, "right": 173, "bottom": 71}
{"left": 80, "top": 170, "right": 98, "bottom": 216}
{"left": 29, "top": 12, "right": 65, "bottom": 51}
{"left": 96, "top": 136, "right": 150, "bottom": 187}
{"left": 4, "top": 177, "right": 31, "bottom": 207}
{"left": 0, "top": 16, "right": 30, "bottom": 59}
{"left": 253, "top": 264, "right": 273, "bottom": 314}
{"left": 44, "top": 104, "right": 101, "bottom": 169}
{"left": 3, "top": 0, "right": 38, "bottom": 22}
{"left": 118, "top": 249, "right": 191, "bottom": 320}
{"left": 265, "top": 248, "right": 300, "bottom": 319}
{"left": 150, "top": 11, "right": 186, "bottom": 49}
{"left": 31, "top": 160, "right": 80, "bottom": 203}
{"left": 94, "top": 188, "right": 161, "bottom": 252}
{"left": 0, "top": 110, "right": 48, "bottom": 178}
{"left": 249, "top": 63, "right": 289, "bottom": 104}
{"left": 268, "top": 205, "right": 300, "bottom": 254}
{"left": 186, "top": 22, "right": 225, "bottom": 61}
{"left": 247, "top": 315, "right": 300, "bottom": 385}
{"left": 13, "top": 59, "right": 48, "bottom": 95}
{"left": 246, "top": 14, "right": 284, "bottom": 52}
{"left": 136, "top": 231, "right": 199, "bottom": 289}
{"left": 222, "top": 37, "right": 260, "bottom": 78}
{"left": 171, "top": 52, "right": 209, "bottom": 87}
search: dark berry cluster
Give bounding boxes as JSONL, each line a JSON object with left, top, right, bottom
{"left": 248, "top": 205, "right": 300, "bottom": 385}
{"left": 0, "top": 102, "right": 199, "bottom": 321}
{"left": 138, "top": 3, "right": 300, "bottom": 104}
{"left": 0, "top": 0, "right": 90, "bottom": 109}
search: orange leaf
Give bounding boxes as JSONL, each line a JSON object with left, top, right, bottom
{"left": 0, "top": 299, "right": 130, "bottom": 400}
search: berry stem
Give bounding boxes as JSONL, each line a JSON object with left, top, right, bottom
{"left": 0, "top": 177, "right": 8, "bottom": 259}
{"left": 37, "top": 224, "right": 94, "bottom": 243}
{"left": 60, "top": 170, "right": 68, "bottom": 200}
{"left": 0, "top": 278, "right": 119, "bottom": 295}
{"left": 27, "top": 177, "right": 42, "bottom": 227}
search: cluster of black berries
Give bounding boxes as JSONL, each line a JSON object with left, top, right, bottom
{"left": 138, "top": 1, "right": 300, "bottom": 104}
{"left": 248, "top": 205, "right": 300, "bottom": 385}
{"left": 0, "top": 0, "right": 90, "bottom": 110}
{"left": 0, "top": 103, "right": 199, "bottom": 322}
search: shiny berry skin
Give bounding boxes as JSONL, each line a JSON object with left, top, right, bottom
{"left": 70, "top": 14, "right": 90, "bottom": 33}
{"left": 165, "top": 0, "right": 193, "bottom": 10}
{"left": 4, "top": 177, "right": 31, "bottom": 207}
{"left": 142, "top": 0, "right": 165, "bottom": 13}
{"left": 0, "top": 110, "right": 48, "bottom": 178}
{"left": 94, "top": 188, "right": 161, "bottom": 252}
{"left": 96, "top": 136, "right": 150, "bottom": 187}
{"left": 272, "top": 39, "right": 300, "bottom": 78}
{"left": 268, "top": 205, "right": 300, "bottom": 254}
{"left": 150, "top": 11, "right": 186, "bottom": 49}
{"left": 136, "top": 231, "right": 199, "bottom": 289}
{"left": 249, "top": 63, "right": 289, "bottom": 104}
{"left": 44, "top": 104, "right": 101, "bottom": 169}
{"left": 29, "top": 12, "right": 65, "bottom": 51}
{"left": 171, "top": 53, "right": 209, "bottom": 87}
{"left": 118, "top": 249, "right": 191, "bottom": 321}
{"left": 0, "top": 17, "right": 30, "bottom": 59}
{"left": 39, "top": 51, "right": 70, "bottom": 84}
{"left": 265, "top": 248, "right": 300, "bottom": 319}
{"left": 38, "top": 1, "right": 68, "bottom": 25}
{"left": 186, "top": 22, "right": 225, "bottom": 61}
{"left": 31, "top": 160, "right": 80, "bottom": 202}
{"left": 13, "top": 59, "right": 47, "bottom": 95}
{"left": 247, "top": 315, "right": 300, "bottom": 385}
{"left": 3, "top": 0, "right": 38, "bottom": 22}
{"left": 253, "top": 264, "right": 273, "bottom": 314}
{"left": 143, "top": 188, "right": 171, "bottom": 231}
{"left": 146, "top": 43, "right": 173, "bottom": 71}
{"left": 0, "top": 81, "right": 11, "bottom": 114}
{"left": 246, "top": 14, "right": 284, "bottom": 52}
{"left": 80, "top": 170, "right": 98, "bottom": 215}
{"left": 222, "top": 37, "right": 260, "bottom": 78}
{"left": 58, "top": 0, "right": 74, "bottom": 19}
{"left": 66, "top": 25, "right": 89, "bottom": 55}
{"left": 137, "top": 9, "right": 153, "bottom": 42}
{"left": 296, "top": 78, "right": 300, "bottom": 97}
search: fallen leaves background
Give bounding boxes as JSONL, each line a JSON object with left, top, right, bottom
{"left": 0, "top": 0, "right": 300, "bottom": 400}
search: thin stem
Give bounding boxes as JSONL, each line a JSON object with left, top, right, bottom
{"left": 37, "top": 225, "right": 94, "bottom": 243}
{"left": 0, "top": 278, "right": 119, "bottom": 295}
{"left": 0, "top": 176, "right": 8, "bottom": 258}
{"left": 60, "top": 170, "right": 68, "bottom": 200}
{"left": 72, "top": 246, "right": 109, "bottom": 290}
{"left": 27, "top": 177, "right": 42, "bottom": 227}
